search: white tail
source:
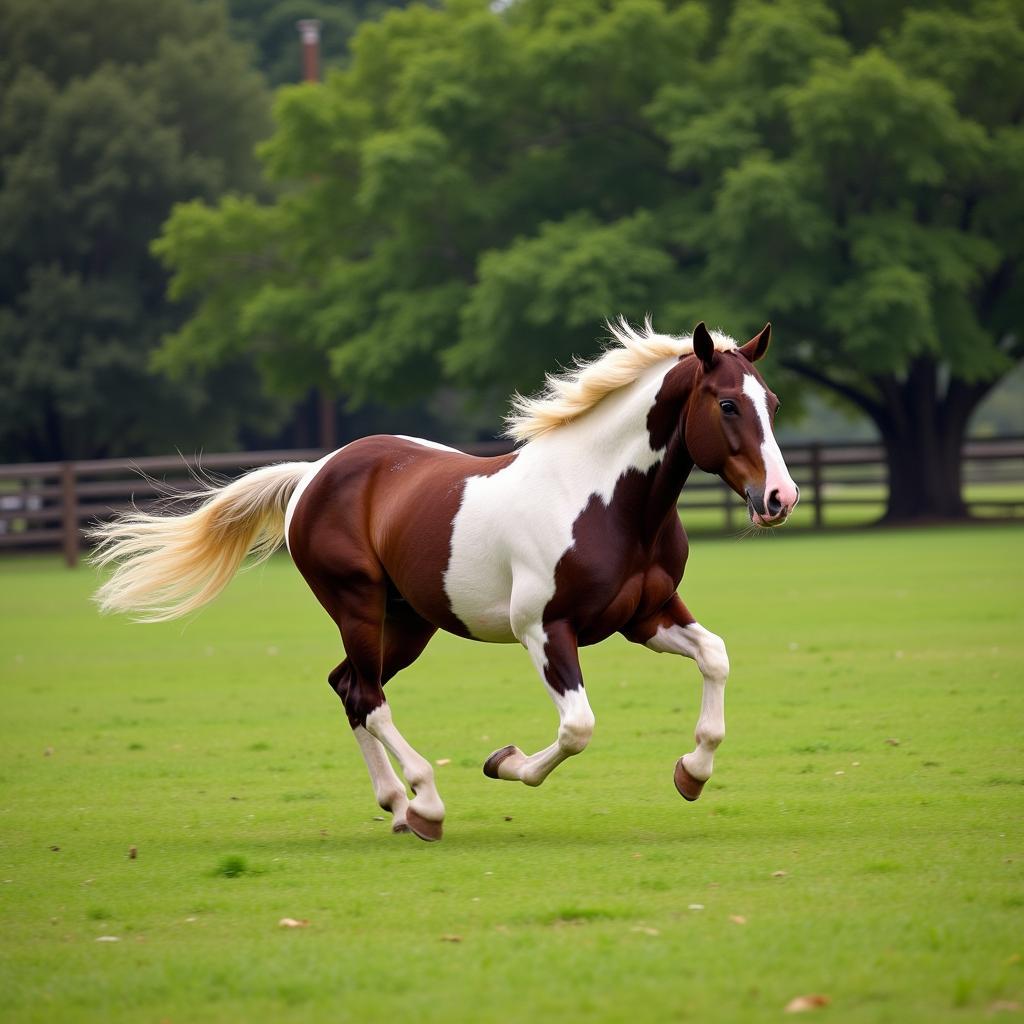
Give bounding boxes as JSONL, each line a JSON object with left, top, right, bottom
{"left": 90, "top": 461, "right": 310, "bottom": 622}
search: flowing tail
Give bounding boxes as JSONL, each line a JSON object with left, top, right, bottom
{"left": 90, "top": 461, "right": 311, "bottom": 622}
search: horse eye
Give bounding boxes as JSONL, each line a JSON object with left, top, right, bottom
{"left": 719, "top": 400, "right": 739, "bottom": 416}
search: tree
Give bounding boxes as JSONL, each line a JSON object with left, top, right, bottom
{"left": 0, "top": 0, "right": 282, "bottom": 462}
{"left": 155, "top": 0, "right": 1023, "bottom": 520}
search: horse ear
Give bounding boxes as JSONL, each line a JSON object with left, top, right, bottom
{"left": 692, "top": 322, "right": 716, "bottom": 371}
{"left": 738, "top": 323, "right": 771, "bottom": 363}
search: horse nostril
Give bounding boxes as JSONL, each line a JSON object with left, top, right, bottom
{"left": 766, "top": 489, "right": 783, "bottom": 517}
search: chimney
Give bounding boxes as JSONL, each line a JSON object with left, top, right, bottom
{"left": 296, "top": 19, "right": 321, "bottom": 83}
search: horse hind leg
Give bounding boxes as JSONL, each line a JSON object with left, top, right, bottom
{"left": 330, "top": 660, "right": 410, "bottom": 833}
{"left": 328, "top": 586, "right": 444, "bottom": 841}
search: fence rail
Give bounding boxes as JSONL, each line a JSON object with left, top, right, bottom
{"left": 1, "top": 438, "right": 1022, "bottom": 566}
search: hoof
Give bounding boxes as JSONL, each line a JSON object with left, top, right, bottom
{"left": 391, "top": 820, "right": 410, "bottom": 834}
{"left": 674, "top": 758, "right": 706, "bottom": 802}
{"left": 405, "top": 806, "right": 443, "bottom": 842}
{"left": 483, "top": 744, "right": 518, "bottom": 780}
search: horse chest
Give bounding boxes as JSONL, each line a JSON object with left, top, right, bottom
{"left": 443, "top": 443, "right": 664, "bottom": 644}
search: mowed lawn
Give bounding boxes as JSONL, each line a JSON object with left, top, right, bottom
{"left": 1, "top": 526, "right": 1022, "bottom": 1023}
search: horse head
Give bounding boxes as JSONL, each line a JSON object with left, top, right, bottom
{"left": 684, "top": 322, "right": 800, "bottom": 527}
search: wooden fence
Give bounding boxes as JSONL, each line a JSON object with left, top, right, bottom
{"left": 1, "top": 438, "right": 1022, "bottom": 567}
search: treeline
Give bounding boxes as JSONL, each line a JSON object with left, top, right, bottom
{"left": 0, "top": 0, "right": 413, "bottom": 465}
{"left": 2, "top": 0, "right": 1022, "bottom": 521}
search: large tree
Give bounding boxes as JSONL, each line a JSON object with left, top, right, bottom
{"left": 155, "top": 0, "right": 1023, "bottom": 520}
{"left": 0, "top": 0, "right": 283, "bottom": 462}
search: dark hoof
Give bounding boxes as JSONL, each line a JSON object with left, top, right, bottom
{"left": 674, "top": 758, "right": 706, "bottom": 801}
{"left": 391, "top": 820, "right": 410, "bottom": 834}
{"left": 483, "top": 744, "right": 518, "bottom": 780}
{"left": 405, "top": 807, "right": 443, "bottom": 842}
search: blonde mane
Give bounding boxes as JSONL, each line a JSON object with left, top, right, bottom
{"left": 503, "top": 317, "right": 737, "bottom": 444}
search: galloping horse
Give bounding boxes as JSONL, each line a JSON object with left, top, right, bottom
{"left": 93, "top": 319, "right": 798, "bottom": 842}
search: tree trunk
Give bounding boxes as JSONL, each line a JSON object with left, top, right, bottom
{"left": 784, "top": 351, "right": 1017, "bottom": 526}
{"left": 879, "top": 359, "right": 969, "bottom": 522}
{"left": 880, "top": 419, "right": 967, "bottom": 521}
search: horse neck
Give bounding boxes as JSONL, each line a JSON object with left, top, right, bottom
{"left": 645, "top": 357, "right": 699, "bottom": 527}
{"left": 523, "top": 358, "right": 695, "bottom": 528}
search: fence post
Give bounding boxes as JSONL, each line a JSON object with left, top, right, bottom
{"left": 61, "top": 462, "right": 79, "bottom": 568}
{"left": 722, "top": 481, "right": 735, "bottom": 531}
{"left": 810, "top": 443, "right": 824, "bottom": 529}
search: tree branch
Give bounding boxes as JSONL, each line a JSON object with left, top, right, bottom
{"left": 780, "top": 358, "right": 887, "bottom": 425}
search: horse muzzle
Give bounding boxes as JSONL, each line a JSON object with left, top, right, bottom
{"left": 745, "top": 484, "right": 799, "bottom": 528}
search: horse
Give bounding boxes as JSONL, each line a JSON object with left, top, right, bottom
{"left": 92, "top": 319, "right": 799, "bottom": 842}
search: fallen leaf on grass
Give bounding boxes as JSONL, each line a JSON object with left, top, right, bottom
{"left": 435, "top": 758, "right": 452, "bottom": 766}
{"left": 772, "top": 871, "right": 788, "bottom": 878}
{"left": 688, "top": 904, "right": 704, "bottom": 911}
{"left": 95, "top": 936, "right": 120, "bottom": 943}
{"left": 631, "top": 926, "right": 660, "bottom": 936}
{"left": 128, "top": 846, "right": 137, "bottom": 860}
{"left": 44, "top": 747, "right": 54, "bottom": 757}
{"left": 885, "top": 738, "right": 901, "bottom": 746}
{"left": 988, "top": 1001, "right": 1022, "bottom": 1013}
{"left": 729, "top": 915, "right": 747, "bottom": 925}
{"left": 440, "top": 934, "right": 462, "bottom": 943}
{"left": 278, "top": 918, "right": 309, "bottom": 929}
{"left": 784, "top": 994, "right": 831, "bottom": 1013}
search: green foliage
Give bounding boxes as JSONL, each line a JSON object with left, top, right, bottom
{"left": 0, "top": 0, "right": 280, "bottom": 461}
{"left": 157, "top": 0, "right": 1022, "bottom": 514}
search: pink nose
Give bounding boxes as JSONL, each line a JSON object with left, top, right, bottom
{"left": 766, "top": 484, "right": 800, "bottom": 518}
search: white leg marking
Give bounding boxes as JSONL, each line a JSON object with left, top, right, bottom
{"left": 365, "top": 704, "right": 445, "bottom": 822}
{"left": 353, "top": 726, "right": 409, "bottom": 829}
{"left": 494, "top": 623, "right": 595, "bottom": 787}
{"left": 647, "top": 622, "right": 729, "bottom": 782}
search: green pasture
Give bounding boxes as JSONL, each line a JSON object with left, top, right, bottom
{"left": 1, "top": 526, "right": 1022, "bottom": 1023}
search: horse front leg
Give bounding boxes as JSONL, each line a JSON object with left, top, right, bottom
{"left": 483, "top": 618, "right": 596, "bottom": 787}
{"left": 626, "top": 595, "right": 729, "bottom": 801}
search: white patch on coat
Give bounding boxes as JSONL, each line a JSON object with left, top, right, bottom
{"left": 444, "top": 359, "right": 678, "bottom": 642}
{"left": 393, "top": 435, "right": 460, "bottom": 453}
{"left": 741, "top": 374, "right": 798, "bottom": 505}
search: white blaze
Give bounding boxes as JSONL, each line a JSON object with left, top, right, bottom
{"left": 741, "top": 374, "right": 798, "bottom": 508}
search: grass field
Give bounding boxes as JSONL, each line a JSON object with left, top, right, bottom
{"left": 1, "top": 526, "right": 1022, "bottom": 1023}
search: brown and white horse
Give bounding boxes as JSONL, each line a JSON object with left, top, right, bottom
{"left": 93, "top": 320, "right": 798, "bottom": 842}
